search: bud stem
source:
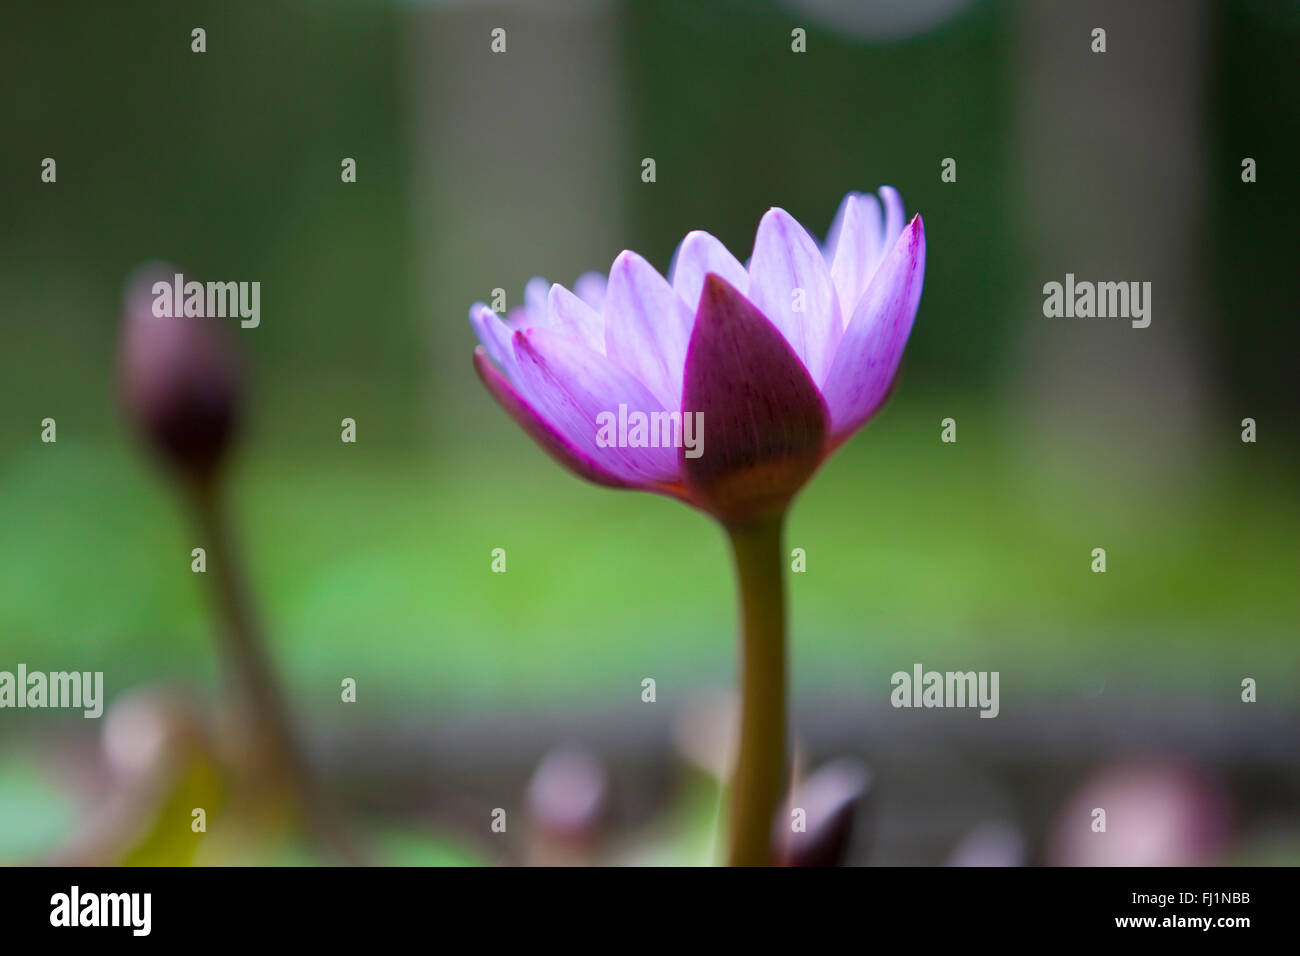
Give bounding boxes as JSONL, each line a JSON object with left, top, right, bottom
{"left": 188, "top": 480, "right": 360, "bottom": 864}
{"left": 724, "top": 511, "right": 788, "bottom": 866}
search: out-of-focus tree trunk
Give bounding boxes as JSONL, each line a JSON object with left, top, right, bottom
{"left": 407, "top": 1, "right": 626, "bottom": 437}
{"left": 1010, "top": 0, "right": 1213, "bottom": 478}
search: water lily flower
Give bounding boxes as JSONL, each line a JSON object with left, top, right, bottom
{"left": 469, "top": 189, "right": 925, "bottom": 865}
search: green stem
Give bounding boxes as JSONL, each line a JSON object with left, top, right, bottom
{"left": 188, "top": 480, "right": 360, "bottom": 864}
{"left": 724, "top": 511, "right": 788, "bottom": 867}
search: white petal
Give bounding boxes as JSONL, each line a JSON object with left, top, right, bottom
{"left": 878, "top": 186, "right": 906, "bottom": 264}
{"left": 671, "top": 230, "right": 748, "bottom": 315}
{"left": 747, "top": 207, "right": 842, "bottom": 387}
{"left": 523, "top": 276, "right": 552, "bottom": 328}
{"left": 821, "top": 215, "right": 926, "bottom": 441}
{"left": 548, "top": 283, "right": 605, "bottom": 354}
{"left": 829, "top": 192, "right": 883, "bottom": 327}
{"left": 603, "top": 250, "right": 694, "bottom": 410}
{"left": 573, "top": 271, "right": 607, "bottom": 311}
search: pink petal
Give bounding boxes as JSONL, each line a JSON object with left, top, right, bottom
{"left": 821, "top": 214, "right": 926, "bottom": 442}
{"left": 469, "top": 303, "right": 518, "bottom": 378}
{"left": 473, "top": 347, "right": 633, "bottom": 490}
{"left": 680, "top": 275, "right": 830, "bottom": 522}
{"left": 670, "top": 230, "right": 748, "bottom": 314}
{"left": 602, "top": 250, "right": 694, "bottom": 410}
{"left": 746, "top": 208, "right": 842, "bottom": 387}
{"left": 514, "top": 326, "right": 680, "bottom": 483}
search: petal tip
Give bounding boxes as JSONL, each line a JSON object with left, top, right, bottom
{"left": 609, "top": 248, "right": 641, "bottom": 272}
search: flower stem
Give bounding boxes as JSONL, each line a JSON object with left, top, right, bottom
{"left": 188, "top": 480, "right": 360, "bottom": 863}
{"left": 724, "top": 511, "right": 788, "bottom": 866}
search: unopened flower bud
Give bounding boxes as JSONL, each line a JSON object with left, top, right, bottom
{"left": 118, "top": 264, "right": 242, "bottom": 488}
{"left": 776, "top": 758, "right": 871, "bottom": 867}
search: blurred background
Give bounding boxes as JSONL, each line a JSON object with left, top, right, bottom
{"left": 1, "top": 0, "right": 1297, "bottom": 865}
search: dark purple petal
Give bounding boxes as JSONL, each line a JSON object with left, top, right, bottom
{"left": 680, "top": 275, "right": 830, "bottom": 522}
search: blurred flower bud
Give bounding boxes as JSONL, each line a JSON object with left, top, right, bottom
{"left": 776, "top": 758, "right": 871, "bottom": 866}
{"left": 525, "top": 748, "right": 610, "bottom": 848}
{"left": 1048, "top": 758, "right": 1230, "bottom": 866}
{"left": 118, "top": 264, "right": 242, "bottom": 488}
{"left": 103, "top": 684, "right": 209, "bottom": 782}
{"left": 947, "top": 821, "right": 1026, "bottom": 867}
